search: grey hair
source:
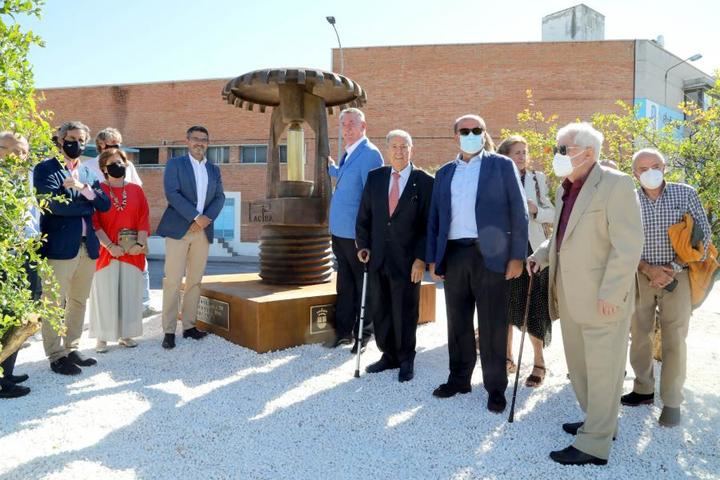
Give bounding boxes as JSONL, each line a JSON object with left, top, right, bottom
{"left": 58, "top": 121, "right": 91, "bottom": 142}
{"left": 556, "top": 122, "right": 603, "bottom": 161}
{"left": 385, "top": 129, "right": 413, "bottom": 146}
{"left": 340, "top": 108, "right": 365, "bottom": 123}
{"left": 0, "top": 131, "right": 27, "bottom": 146}
{"left": 96, "top": 127, "right": 122, "bottom": 145}
{"left": 632, "top": 148, "right": 666, "bottom": 170}
{"left": 453, "top": 114, "right": 486, "bottom": 133}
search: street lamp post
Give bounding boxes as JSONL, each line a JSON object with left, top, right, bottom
{"left": 664, "top": 53, "right": 702, "bottom": 109}
{"left": 326, "top": 16, "right": 345, "bottom": 163}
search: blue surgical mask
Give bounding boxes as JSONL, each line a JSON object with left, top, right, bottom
{"left": 459, "top": 133, "right": 484, "bottom": 155}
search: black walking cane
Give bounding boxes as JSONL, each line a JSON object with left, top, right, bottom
{"left": 508, "top": 271, "right": 534, "bottom": 423}
{"left": 354, "top": 255, "right": 370, "bottom": 378}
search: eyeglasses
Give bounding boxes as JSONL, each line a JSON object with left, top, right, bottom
{"left": 458, "top": 127, "right": 484, "bottom": 136}
{"left": 553, "top": 145, "right": 584, "bottom": 156}
{"left": 188, "top": 136, "right": 209, "bottom": 144}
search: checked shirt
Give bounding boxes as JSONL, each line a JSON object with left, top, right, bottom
{"left": 637, "top": 181, "right": 711, "bottom": 265}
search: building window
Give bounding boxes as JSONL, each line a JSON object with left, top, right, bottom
{"left": 214, "top": 197, "right": 236, "bottom": 240}
{"left": 137, "top": 148, "right": 159, "bottom": 165}
{"left": 207, "top": 146, "right": 230, "bottom": 164}
{"left": 240, "top": 145, "right": 287, "bottom": 164}
{"left": 168, "top": 147, "right": 188, "bottom": 159}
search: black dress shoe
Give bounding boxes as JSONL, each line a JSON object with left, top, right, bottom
{"left": 162, "top": 334, "right": 176, "bottom": 349}
{"left": 398, "top": 361, "right": 414, "bottom": 383}
{"left": 562, "top": 421, "right": 616, "bottom": 440}
{"left": 0, "top": 382, "right": 31, "bottom": 399}
{"left": 68, "top": 351, "right": 97, "bottom": 367}
{"left": 487, "top": 391, "right": 507, "bottom": 413}
{"left": 183, "top": 327, "right": 208, "bottom": 340}
{"left": 6, "top": 373, "right": 29, "bottom": 384}
{"left": 326, "top": 336, "right": 353, "bottom": 348}
{"left": 549, "top": 446, "right": 607, "bottom": 466}
{"left": 366, "top": 356, "right": 399, "bottom": 374}
{"left": 621, "top": 391, "right": 654, "bottom": 406}
{"left": 50, "top": 357, "right": 82, "bottom": 376}
{"left": 432, "top": 382, "right": 471, "bottom": 398}
{"left": 350, "top": 337, "right": 369, "bottom": 354}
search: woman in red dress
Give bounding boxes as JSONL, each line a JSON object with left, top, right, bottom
{"left": 88, "top": 148, "right": 150, "bottom": 352}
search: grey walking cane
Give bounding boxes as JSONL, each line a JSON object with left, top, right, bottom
{"left": 354, "top": 257, "right": 370, "bottom": 378}
{"left": 508, "top": 271, "right": 534, "bottom": 423}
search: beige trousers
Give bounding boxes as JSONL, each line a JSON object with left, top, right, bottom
{"left": 630, "top": 270, "right": 691, "bottom": 408}
{"left": 42, "top": 244, "right": 97, "bottom": 362}
{"left": 557, "top": 265, "right": 630, "bottom": 460}
{"left": 162, "top": 230, "right": 209, "bottom": 334}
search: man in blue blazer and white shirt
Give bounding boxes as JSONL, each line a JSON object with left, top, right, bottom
{"left": 157, "top": 126, "right": 225, "bottom": 349}
{"left": 34, "top": 121, "right": 110, "bottom": 375}
{"left": 426, "top": 114, "right": 528, "bottom": 412}
{"left": 327, "top": 108, "right": 384, "bottom": 351}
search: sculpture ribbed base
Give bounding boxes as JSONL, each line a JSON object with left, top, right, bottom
{"left": 259, "top": 225, "right": 333, "bottom": 285}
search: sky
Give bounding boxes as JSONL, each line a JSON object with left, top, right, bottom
{"left": 14, "top": 0, "right": 719, "bottom": 89}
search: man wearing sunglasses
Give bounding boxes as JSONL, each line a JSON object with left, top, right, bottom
{"left": 528, "top": 122, "right": 643, "bottom": 466}
{"left": 426, "top": 114, "right": 528, "bottom": 413}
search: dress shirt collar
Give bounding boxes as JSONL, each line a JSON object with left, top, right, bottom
{"left": 189, "top": 153, "right": 207, "bottom": 166}
{"left": 344, "top": 136, "right": 366, "bottom": 159}
{"left": 561, "top": 162, "right": 596, "bottom": 194}
{"left": 454, "top": 150, "right": 483, "bottom": 165}
{"left": 392, "top": 161, "right": 413, "bottom": 178}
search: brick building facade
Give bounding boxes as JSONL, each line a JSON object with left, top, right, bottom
{"left": 38, "top": 39, "right": 710, "bottom": 247}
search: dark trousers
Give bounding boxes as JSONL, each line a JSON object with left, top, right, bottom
{"left": 332, "top": 236, "right": 373, "bottom": 339}
{"left": 368, "top": 263, "right": 420, "bottom": 365}
{"left": 0, "top": 351, "right": 19, "bottom": 388}
{"left": 0, "top": 259, "right": 40, "bottom": 386}
{"left": 443, "top": 242, "right": 508, "bottom": 394}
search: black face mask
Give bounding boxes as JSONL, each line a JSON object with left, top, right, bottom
{"left": 62, "top": 140, "right": 85, "bottom": 159}
{"left": 106, "top": 163, "right": 127, "bottom": 179}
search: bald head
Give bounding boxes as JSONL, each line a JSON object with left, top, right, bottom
{"left": 0, "top": 131, "right": 29, "bottom": 161}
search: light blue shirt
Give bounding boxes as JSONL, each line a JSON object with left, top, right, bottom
{"left": 24, "top": 171, "right": 40, "bottom": 238}
{"left": 448, "top": 153, "right": 482, "bottom": 239}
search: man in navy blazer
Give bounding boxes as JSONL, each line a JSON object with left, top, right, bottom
{"left": 327, "top": 108, "right": 384, "bottom": 351}
{"left": 34, "top": 121, "right": 110, "bottom": 375}
{"left": 157, "top": 126, "right": 225, "bottom": 349}
{"left": 426, "top": 114, "right": 528, "bottom": 412}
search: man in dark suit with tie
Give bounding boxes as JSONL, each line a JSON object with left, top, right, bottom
{"left": 157, "top": 126, "right": 225, "bottom": 349}
{"left": 426, "top": 114, "right": 528, "bottom": 412}
{"left": 356, "top": 129, "right": 434, "bottom": 382}
{"left": 34, "top": 121, "right": 111, "bottom": 375}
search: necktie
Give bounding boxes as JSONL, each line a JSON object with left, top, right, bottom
{"left": 389, "top": 172, "right": 400, "bottom": 216}
{"left": 339, "top": 152, "right": 348, "bottom": 168}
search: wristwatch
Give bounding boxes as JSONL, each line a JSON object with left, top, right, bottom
{"left": 669, "top": 261, "right": 684, "bottom": 273}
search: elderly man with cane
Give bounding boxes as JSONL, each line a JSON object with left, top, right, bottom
{"left": 355, "top": 129, "right": 434, "bottom": 382}
{"left": 529, "top": 122, "right": 643, "bottom": 466}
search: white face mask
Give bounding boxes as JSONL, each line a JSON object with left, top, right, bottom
{"left": 639, "top": 168, "right": 664, "bottom": 189}
{"left": 552, "top": 150, "right": 586, "bottom": 177}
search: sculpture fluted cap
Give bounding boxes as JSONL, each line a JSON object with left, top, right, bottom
{"left": 222, "top": 68, "right": 367, "bottom": 114}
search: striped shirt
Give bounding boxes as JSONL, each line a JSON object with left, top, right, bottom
{"left": 637, "top": 182, "right": 711, "bottom": 265}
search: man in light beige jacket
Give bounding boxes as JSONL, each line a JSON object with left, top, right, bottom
{"left": 529, "top": 122, "right": 643, "bottom": 466}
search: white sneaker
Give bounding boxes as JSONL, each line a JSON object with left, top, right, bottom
{"left": 95, "top": 340, "right": 108, "bottom": 353}
{"left": 118, "top": 338, "right": 138, "bottom": 348}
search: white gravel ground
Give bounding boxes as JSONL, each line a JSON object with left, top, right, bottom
{"left": 1, "top": 285, "right": 719, "bottom": 480}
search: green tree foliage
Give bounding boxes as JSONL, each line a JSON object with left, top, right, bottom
{"left": 0, "top": 0, "right": 62, "bottom": 367}
{"left": 499, "top": 85, "right": 719, "bottom": 247}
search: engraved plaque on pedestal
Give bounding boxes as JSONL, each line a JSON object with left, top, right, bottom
{"left": 309, "top": 304, "right": 335, "bottom": 335}
{"left": 197, "top": 296, "right": 230, "bottom": 331}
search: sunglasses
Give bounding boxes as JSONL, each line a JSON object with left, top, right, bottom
{"left": 458, "top": 127, "right": 484, "bottom": 136}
